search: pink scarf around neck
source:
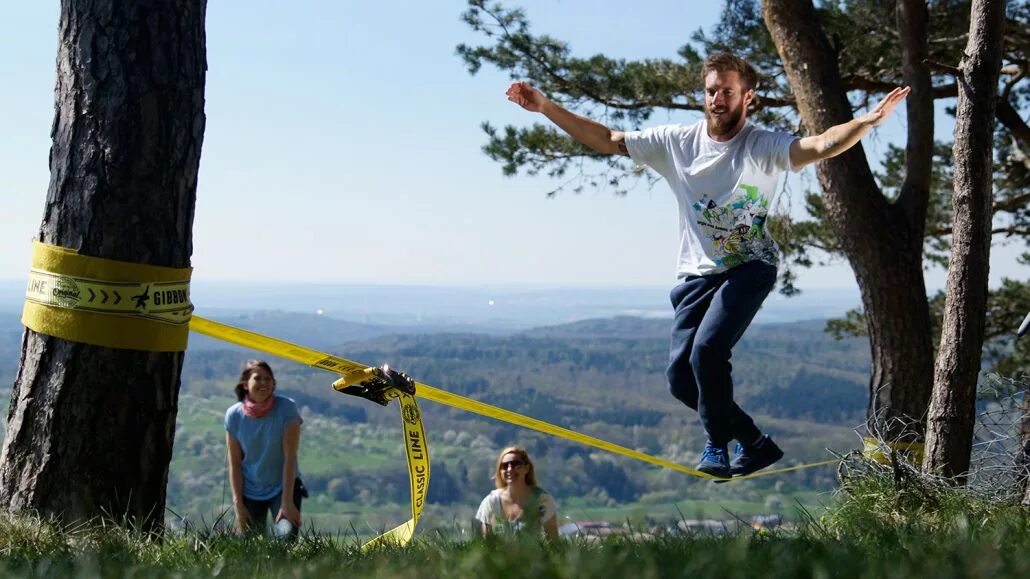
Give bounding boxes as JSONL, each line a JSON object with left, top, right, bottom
{"left": 242, "top": 394, "right": 276, "bottom": 418}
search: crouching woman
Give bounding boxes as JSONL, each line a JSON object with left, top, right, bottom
{"left": 225, "top": 360, "right": 307, "bottom": 537}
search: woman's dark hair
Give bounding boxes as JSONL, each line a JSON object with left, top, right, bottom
{"left": 235, "top": 359, "right": 276, "bottom": 401}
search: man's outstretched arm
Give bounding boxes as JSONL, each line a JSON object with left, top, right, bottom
{"left": 789, "top": 86, "right": 911, "bottom": 170}
{"left": 506, "top": 81, "right": 629, "bottom": 156}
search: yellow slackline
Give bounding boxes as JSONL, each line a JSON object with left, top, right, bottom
{"left": 23, "top": 241, "right": 193, "bottom": 352}
{"left": 189, "top": 317, "right": 838, "bottom": 521}
{"left": 862, "top": 437, "right": 925, "bottom": 465}
{"left": 19, "top": 241, "right": 838, "bottom": 545}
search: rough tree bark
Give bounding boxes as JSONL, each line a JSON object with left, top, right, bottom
{"left": 923, "top": 0, "right": 1006, "bottom": 479}
{"left": 0, "top": 0, "right": 206, "bottom": 530}
{"left": 762, "top": 0, "right": 935, "bottom": 442}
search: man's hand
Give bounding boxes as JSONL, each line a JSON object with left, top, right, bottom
{"left": 857, "top": 86, "right": 911, "bottom": 127}
{"left": 505, "top": 80, "right": 625, "bottom": 155}
{"left": 790, "top": 85, "right": 912, "bottom": 169}
{"left": 506, "top": 81, "right": 549, "bottom": 113}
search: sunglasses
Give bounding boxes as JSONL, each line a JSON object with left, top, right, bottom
{"left": 500, "top": 459, "right": 526, "bottom": 470}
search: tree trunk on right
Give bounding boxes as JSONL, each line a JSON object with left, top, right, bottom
{"left": 922, "top": 0, "right": 1005, "bottom": 480}
{"left": 762, "top": 0, "right": 935, "bottom": 443}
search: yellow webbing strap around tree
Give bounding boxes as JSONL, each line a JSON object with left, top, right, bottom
{"left": 22, "top": 241, "right": 193, "bottom": 352}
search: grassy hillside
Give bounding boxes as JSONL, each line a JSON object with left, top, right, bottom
{"left": 0, "top": 312, "right": 871, "bottom": 533}
{"left": 165, "top": 314, "right": 870, "bottom": 532}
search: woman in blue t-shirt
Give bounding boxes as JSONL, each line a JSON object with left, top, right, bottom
{"left": 224, "top": 359, "right": 306, "bottom": 536}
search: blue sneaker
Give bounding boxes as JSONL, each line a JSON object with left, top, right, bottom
{"left": 729, "top": 435, "right": 784, "bottom": 476}
{"left": 696, "top": 440, "right": 731, "bottom": 479}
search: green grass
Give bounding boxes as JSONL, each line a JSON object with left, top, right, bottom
{"left": 2, "top": 500, "right": 1030, "bottom": 579}
{"left": 558, "top": 494, "right": 818, "bottom": 522}
{"left": 824, "top": 457, "right": 1030, "bottom": 543}
{"left": 9, "top": 460, "right": 1030, "bottom": 578}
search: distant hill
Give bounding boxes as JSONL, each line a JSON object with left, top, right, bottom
{"left": 521, "top": 315, "right": 670, "bottom": 340}
{"left": 187, "top": 310, "right": 398, "bottom": 352}
{"left": 0, "top": 311, "right": 869, "bottom": 428}
{"left": 177, "top": 314, "right": 870, "bottom": 458}
{"left": 522, "top": 315, "right": 835, "bottom": 341}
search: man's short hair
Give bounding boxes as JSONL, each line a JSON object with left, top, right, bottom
{"left": 702, "top": 52, "right": 759, "bottom": 92}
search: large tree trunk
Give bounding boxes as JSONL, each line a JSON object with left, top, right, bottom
{"left": 923, "top": 0, "right": 1005, "bottom": 479}
{"left": 762, "top": 0, "right": 935, "bottom": 442}
{"left": 0, "top": 0, "right": 206, "bottom": 530}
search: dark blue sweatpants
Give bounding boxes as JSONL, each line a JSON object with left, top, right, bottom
{"left": 666, "top": 260, "right": 777, "bottom": 447}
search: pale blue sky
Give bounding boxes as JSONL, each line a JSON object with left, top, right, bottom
{"left": 1, "top": 1, "right": 1025, "bottom": 290}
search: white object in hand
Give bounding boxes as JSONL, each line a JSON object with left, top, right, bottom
{"left": 274, "top": 518, "right": 295, "bottom": 538}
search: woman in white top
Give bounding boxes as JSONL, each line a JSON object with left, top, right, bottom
{"left": 475, "top": 446, "right": 558, "bottom": 539}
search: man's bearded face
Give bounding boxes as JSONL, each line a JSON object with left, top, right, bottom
{"left": 704, "top": 70, "right": 752, "bottom": 138}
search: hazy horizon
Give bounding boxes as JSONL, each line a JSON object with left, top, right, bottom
{"left": 0, "top": 278, "right": 861, "bottom": 331}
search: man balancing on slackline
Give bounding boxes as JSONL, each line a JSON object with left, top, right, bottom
{"left": 505, "top": 52, "right": 909, "bottom": 479}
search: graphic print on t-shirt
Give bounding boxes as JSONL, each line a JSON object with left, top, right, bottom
{"left": 692, "top": 183, "right": 776, "bottom": 269}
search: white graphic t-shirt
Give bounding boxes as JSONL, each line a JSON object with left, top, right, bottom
{"left": 625, "top": 120, "right": 798, "bottom": 277}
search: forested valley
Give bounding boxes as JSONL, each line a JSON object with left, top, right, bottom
{"left": 28, "top": 311, "right": 873, "bottom": 530}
